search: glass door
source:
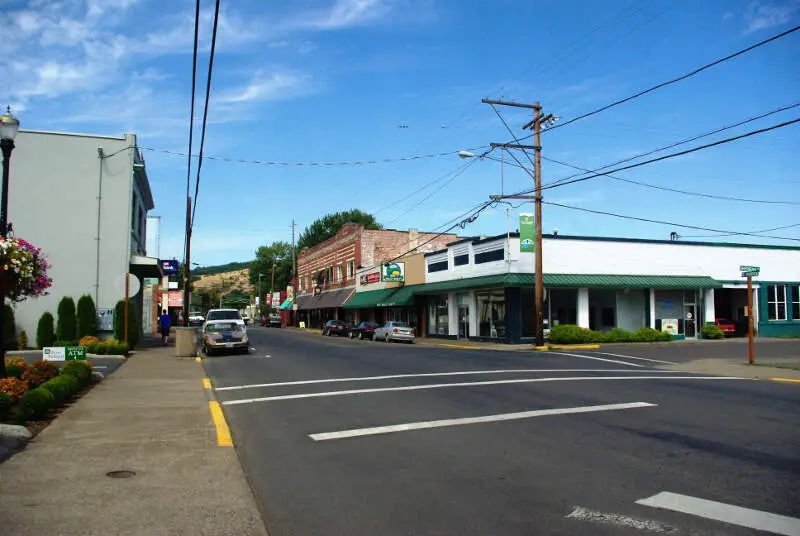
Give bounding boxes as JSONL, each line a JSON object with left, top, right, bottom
{"left": 684, "top": 299, "right": 697, "bottom": 338}
{"left": 458, "top": 304, "right": 470, "bottom": 338}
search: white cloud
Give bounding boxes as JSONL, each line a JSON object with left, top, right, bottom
{"left": 216, "top": 71, "right": 313, "bottom": 105}
{"left": 744, "top": 0, "right": 800, "bottom": 33}
{"left": 306, "top": 0, "right": 392, "bottom": 29}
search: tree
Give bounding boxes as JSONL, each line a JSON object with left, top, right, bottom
{"left": 249, "top": 241, "right": 293, "bottom": 296}
{"left": 36, "top": 312, "right": 56, "bottom": 349}
{"left": 220, "top": 290, "right": 250, "bottom": 310}
{"left": 56, "top": 297, "right": 77, "bottom": 342}
{"left": 114, "top": 299, "right": 139, "bottom": 349}
{"left": 3, "top": 304, "right": 16, "bottom": 350}
{"left": 76, "top": 294, "right": 97, "bottom": 339}
{"left": 296, "top": 209, "right": 382, "bottom": 251}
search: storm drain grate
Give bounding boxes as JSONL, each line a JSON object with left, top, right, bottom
{"left": 106, "top": 470, "right": 136, "bottom": 478}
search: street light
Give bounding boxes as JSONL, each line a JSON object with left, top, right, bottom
{"left": 0, "top": 106, "right": 20, "bottom": 379}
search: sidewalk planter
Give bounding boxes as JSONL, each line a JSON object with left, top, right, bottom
{"left": 175, "top": 327, "right": 198, "bottom": 357}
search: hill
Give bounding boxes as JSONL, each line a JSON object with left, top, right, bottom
{"left": 193, "top": 268, "right": 254, "bottom": 295}
{"left": 193, "top": 261, "right": 251, "bottom": 276}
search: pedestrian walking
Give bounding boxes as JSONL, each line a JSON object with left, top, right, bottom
{"left": 159, "top": 309, "right": 172, "bottom": 346}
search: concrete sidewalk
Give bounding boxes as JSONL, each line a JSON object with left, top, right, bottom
{"left": 664, "top": 358, "right": 800, "bottom": 381}
{"left": 0, "top": 341, "right": 268, "bottom": 536}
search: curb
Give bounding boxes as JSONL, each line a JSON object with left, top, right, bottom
{"left": 770, "top": 378, "right": 800, "bottom": 385}
{"left": 539, "top": 344, "right": 601, "bottom": 351}
{"left": 199, "top": 366, "right": 234, "bottom": 448}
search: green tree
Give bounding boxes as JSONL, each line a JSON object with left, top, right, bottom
{"left": 36, "top": 312, "right": 56, "bottom": 349}
{"left": 76, "top": 294, "right": 97, "bottom": 339}
{"left": 3, "top": 304, "right": 17, "bottom": 350}
{"left": 219, "top": 290, "right": 250, "bottom": 310}
{"left": 56, "top": 297, "right": 77, "bottom": 342}
{"left": 114, "top": 299, "right": 139, "bottom": 349}
{"left": 249, "top": 241, "right": 293, "bottom": 296}
{"left": 296, "top": 209, "right": 382, "bottom": 251}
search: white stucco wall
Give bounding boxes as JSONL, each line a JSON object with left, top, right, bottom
{"left": 8, "top": 130, "right": 142, "bottom": 341}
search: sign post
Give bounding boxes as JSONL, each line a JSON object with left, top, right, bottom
{"left": 739, "top": 265, "right": 760, "bottom": 365}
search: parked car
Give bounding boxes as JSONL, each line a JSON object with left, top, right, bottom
{"left": 322, "top": 319, "right": 349, "bottom": 337}
{"left": 714, "top": 318, "right": 736, "bottom": 336}
{"left": 188, "top": 311, "right": 205, "bottom": 326}
{"left": 205, "top": 308, "right": 243, "bottom": 323}
{"left": 373, "top": 321, "right": 415, "bottom": 343}
{"left": 242, "top": 313, "right": 250, "bottom": 325}
{"left": 349, "top": 321, "right": 379, "bottom": 340}
{"left": 267, "top": 312, "right": 282, "bottom": 328}
{"left": 202, "top": 320, "right": 250, "bottom": 355}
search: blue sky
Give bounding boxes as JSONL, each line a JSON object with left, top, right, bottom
{"left": 3, "top": 0, "right": 799, "bottom": 266}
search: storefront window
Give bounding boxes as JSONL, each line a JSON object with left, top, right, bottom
{"left": 654, "top": 290, "right": 698, "bottom": 335}
{"left": 428, "top": 296, "right": 449, "bottom": 335}
{"left": 767, "top": 284, "right": 787, "bottom": 321}
{"left": 477, "top": 289, "right": 505, "bottom": 338}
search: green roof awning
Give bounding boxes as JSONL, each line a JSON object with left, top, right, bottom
{"left": 379, "top": 286, "right": 416, "bottom": 307}
{"left": 343, "top": 286, "right": 418, "bottom": 309}
{"left": 278, "top": 299, "right": 293, "bottom": 310}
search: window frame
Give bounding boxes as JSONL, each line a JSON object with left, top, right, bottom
{"left": 767, "top": 284, "right": 787, "bottom": 321}
{"left": 792, "top": 284, "right": 800, "bottom": 321}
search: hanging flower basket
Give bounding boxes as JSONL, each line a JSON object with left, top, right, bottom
{"left": 0, "top": 236, "right": 53, "bottom": 302}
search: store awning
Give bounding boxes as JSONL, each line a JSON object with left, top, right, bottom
{"left": 278, "top": 299, "right": 293, "bottom": 310}
{"left": 296, "top": 288, "right": 355, "bottom": 310}
{"left": 129, "top": 255, "right": 163, "bottom": 279}
{"left": 343, "top": 286, "right": 418, "bottom": 309}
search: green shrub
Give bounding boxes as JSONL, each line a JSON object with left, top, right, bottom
{"left": 22, "top": 360, "right": 60, "bottom": 388}
{"left": 114, "top": 299, "right": 139, "bottom": 349}
{"left": 53, "top": 340, "right": 78, "bottom": 347}
{"left": 77, "top": 294, "right": 98, "bottom": 340}
{"left": 603, "top": 328, "right": 636, "bottom": 343}
{"left": 18, "top": 330, "right": 29, "bottom": 350}
{"left": 88, "top": 343, "right": 107, "bottom": 355}
{"left": 41, "top": 375, "right": 79, "bottom": 405}
{"left": 701, "top": 323, "right": 725, "bottom": 340}
{"left": 61, "top": 361, "right": 92, "bottom": 389}
{"left": 36, "top": 312, "right": 56, "bottom": 349}
{"left": 57, "top": 297, "right": 78, "bottom": 342}
{"left": 15, "top": 387, "right": 55, "bottom": 423}
{"left": 0, "top": 391, "right": 10, "bottom": 421}
{"left": 105, "top": 343, "right": 129, "bottom": 356}
{"left": 5, "top": 364, "right": 25, "bottom": 379}
{"left": 3, "top": 304, "right": 17, "bottom": 350}
{"left": 549, "top": 324, "right": 673, "bottom": 344}
{"left": 634, "top": 327, "right": 671, "bottom": 342}
{"left": 549, "top": 324, "right": 595, "bottom": 344}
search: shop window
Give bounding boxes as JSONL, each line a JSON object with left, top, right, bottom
{"left": 454, "top": 253, "right": 469, "bottom": 266}
{"left": 477, "top": 289, "right": 506, "bottom": 338}
{"left": 792, "top": 285, "right": 799, "bottom": 320}
{"left": 427, "top": 260, "right": 448, "bottom": 273}
{"left": 475, "top": 249, "right": 504, "bottom": 264}
{"left": 428, "top": 296, "right": 449, "bottom": 335}
{"left": 602, "top": 307, "right": 615, "bottom": 327}
{"left": 347, "top": 260, "right": 355, "bottom": 279}
{"left": 767, "top": 284, "right": 787, "bottom": 321}
{"left": 336, "top": 265, "right": 342, "bottom": 283}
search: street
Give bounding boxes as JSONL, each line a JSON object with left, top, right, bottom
{"left": 203, "top": 327, "right": 800, "bottom": 536}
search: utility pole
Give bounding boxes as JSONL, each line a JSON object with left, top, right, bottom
{"left": 270, "top": 262, "right": 276, "bottom": 297}
{"left": 483, "top": 99, "right": 556, "bottom": 347}
{"left": 182, "top": 195, "right": 192, "bottom": 325}
{"left": 291, "top": 219, "right": 297, "bottom": 282}
{"left": 747, "top": 274, "right": 754, "bottom": 365}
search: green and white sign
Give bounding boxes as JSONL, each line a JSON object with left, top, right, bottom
{"left": 43, "top": 346, "right": 87, "bottom": 362}
{"left": 66, "top": 346, "right": 87, "bottom": 361}
{"left": 739, "top": 264, "right": 760, "bottom": 277}
{"left": 520, "top": 213, "right": 535, "bottom": 253}
{"left": 381, "top": 261, "right": 405, "bottom": 282}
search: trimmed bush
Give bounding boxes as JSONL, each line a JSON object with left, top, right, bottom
{"left": 114, "top": 299, "right": 139, "bottom": 349}
{"left": 701, "top": 323, "right": 725, "bottom": 340}
{"left": 18, "top": 330, "right": 29, "bottom": 350}
{"left": 0, "top": 377, "right": 29, "bottom": 402}
{"left": 5, "top": 364, "right": 26, "bottom": 379}
{"left": 41, "top": 375, "right": 79, "bottom": 404}
{"left": 22, "top": 359, "right": 60, "bottom": 388}
{"left": 87, "top": 343, "right": 107, "bottom": 355}
{"left": 15, "top": 387, "right": 55, "bottom": 423}
{"left": 76, "top": 294, "right": 98, "bottom": 340}
{"left": 57, "top": 297, "right": 78, "bottom": 342}
{"left": 634, "top": 327, "right": 672, "bottom": 342}
{"left": 3, "top": 304, "right": 17, "bottom": 350}
{"left": 549, "top": 324, "right": 673, "bottom": 344}
{"left": 53, "top": 340, "right": 78, "bottom": 347}
{"left": 0, "top": 391, "right": 10, "bottom": 421}
{"left": 105, "top": 343, "right": 129, "bottom": 356}
{"left": 549, "top": 324, "right": 595, "bottom": 344}
{"left": 79, "top": 335, "right": 100, "bottom": 346}
{"left": 61, "top": 361, "right": 92, "bottom": 389}
{"left": 36, "top": 312, "right": 56, "bottom": 349}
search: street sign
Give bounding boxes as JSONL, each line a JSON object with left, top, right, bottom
{"left": 739, "top": 265, "right": 759, "bottom": 272}
{"left": 741, "top": 270, "right": 760, "bottom": 277}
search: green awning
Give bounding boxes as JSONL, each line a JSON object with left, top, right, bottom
{"left": 379, "top": 286, "right": 416, "bottom": 307}
{"left": 278, "top": 299, "right": 293, "bottom": 310}
{"left": 343, "top": 286, "right": 418, "bottom": 309}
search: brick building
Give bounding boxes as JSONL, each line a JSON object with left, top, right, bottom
{"left": 294, "top": 224, "right": 458, "bottom": 328}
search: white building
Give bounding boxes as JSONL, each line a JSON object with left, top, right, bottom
{"left": 9, "top": 129, "right": 161, "bottom": 342}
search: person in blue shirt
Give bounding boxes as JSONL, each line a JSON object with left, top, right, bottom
{"left": 159, "top": 309, "right": 172, "bottom": 346}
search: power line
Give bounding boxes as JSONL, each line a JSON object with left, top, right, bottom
{"left": 489, "top": 104, "right": 536, "bottom": 176}
{"left": 182, "top": 0, "right": 201, "bottom": 267}
{"left": 542, "top": 156, "right": 800, "bottom": 205}
{"left": 190, "top": 0, "right": 221, "bottom": 229}
{"left": 677, "top": 222, "right": 800, "bottom": 238}
{"left": 544, "top": 201, "right": 800, "bottom": 242}
{"left": 374, "top": 161, "right": 475, "bottom": 216}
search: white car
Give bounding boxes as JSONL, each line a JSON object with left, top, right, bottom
{"left": 373, "top": 321, "right": 415, "bottom": 343}
{"left": 188, "top": 311, "right": 205, "bottom": 326}
{"left": 201, "top": 319, "right": 249, "bottom": 355}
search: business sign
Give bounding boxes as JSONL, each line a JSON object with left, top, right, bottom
{"left": 43, "top": 346, "right": 87, "bottom": 361}
{"left": 97, "top": 308, "right": 114, "bottom": 332}
{"left": 520, "top": 213, "right": 535, "bottom": 253}
{"left": 381, "top": 262, "right": 405, "bottom": 282}
{"left": 286, "top": 285, "right": 295, "bottom": 302}
{"left": 168, "top": 290, "right": 184, "bottom": 307}
{"left": 360, "top": 272, "right": 380, "bottom": 285}
{"left": 264, "top": 294, "right": 272, "bottom": 306}
{"left": 168, "top": 281, "right": 178, "bottom": 289}
{"left": 161, "top": 259, "right": 179, "bottom": 275}
{"left": 66, "top": 346, "right": 87, "bottom": 361}
{"left": 661, "top": 319, "right": 679, "bottom": 335}
{"left": 272, "top": 292, "right": 281, "bottom": 307}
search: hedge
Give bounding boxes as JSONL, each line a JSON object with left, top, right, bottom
{"left": 53, "top": 340, "right": 78, "bottom": 348}
{"left": 36, "top": 312, "right": 56, "bottom": 349}
{"left": 3, "top": 304, "right": 17, "bottom": 350}
{"left": 76, "top": 294, "right": 98, "bottom": 340}
{"left": 701, "top": 323, "right": 725, "bottom": 340}
{"left": 41, "top": 375, "right": 79, "bottom": 405}
{"left": 114, "top": 299, "right": 139, "bottom": 349}
{"left": 549, "top": 324, "right": 672, "bottom": 344}
{"left": 56, "top": 297, "right": 77, "bottom": 342}
{"left": 61, "top": 361, "right": 92, "bottom": 389}
{"left": 5, "top": 364, "right": 26, "bottom": 380}
{"left": 15, "top": 387, "right": 55, "bottom": 423}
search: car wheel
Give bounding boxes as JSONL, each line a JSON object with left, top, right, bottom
{"left": 385, "top": 333, "right": 391, "bottom": 343}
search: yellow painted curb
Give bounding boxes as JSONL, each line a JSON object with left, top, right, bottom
{"left": 770, "top": 378, "right": 800, "bottom": 384}
{"left": 534, "top": 346, "right": 549, "bottom": 351}
{"left": 195, "top": 356, "right": 202, "bottom": 363}
{"left": 437, "top": 344, "right": 480, "bottom": 350}
{"left": 547, "top": 344, "right": 601, "bottom": 350}
{"left": 208, "top": 401, "right": 233, "bottom": 447}
{"left": 202, "top": 378, "right": 212, "bottom": 389}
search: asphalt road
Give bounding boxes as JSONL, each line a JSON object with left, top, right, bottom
{"left": 585, "top": 338, "right": 800, "bottom": 365}
{"left": 203, "top": 327, "right": 800, "bottom": 536}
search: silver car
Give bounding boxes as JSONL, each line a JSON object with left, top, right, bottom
{"left": 373, "top": 321, "right": 415, "bottom": 343}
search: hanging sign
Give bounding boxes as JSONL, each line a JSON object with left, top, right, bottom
{"left": 520, "top": 213, "right": 535, "bottom": 253}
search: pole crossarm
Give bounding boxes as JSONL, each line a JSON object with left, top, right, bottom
{"left": 481, "top": 99, "right": 538, "bottom": 109}
{"left": 490, "top": 142, "right": 540, "bottom": 150}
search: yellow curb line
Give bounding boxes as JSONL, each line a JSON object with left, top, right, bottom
{"left": 547, "top": 344, "right": 601, "bottom": 350}
{"left": 195, "top": 356, "right": 202, "bottom": 363}
{"left": 770, "top": 378, "right": 800, "bottom": 384}
{"left": 208, "top": 401, "right": 233, "bottom": 447}
{"left": 534, "top": 346, "right": 549, "bottom": 351}
{"left": 202, "top": 377, "right": 212, "bottom": 389}
{"left": 437, "top": 344, "right": 480, "bottom": 350}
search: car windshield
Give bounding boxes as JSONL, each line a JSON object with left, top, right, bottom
{"left": 207, "top": 310, "right": 240, "bottom": 320}
{"left": 391, "top": 322, "right": 407, "bottom": 327}
{"left": 717, "top": 318, "right": 732, "bottom": 323}
{"left": 206, "top": 322, "right": 239, "bottom": 332}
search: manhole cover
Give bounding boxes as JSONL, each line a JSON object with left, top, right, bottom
{"left": 106, "top": 470, "right": 136, "bottom": 478}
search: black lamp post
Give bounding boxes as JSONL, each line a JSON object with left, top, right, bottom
{"left": 0, "top": 106, "right": 20, "bottom": 379}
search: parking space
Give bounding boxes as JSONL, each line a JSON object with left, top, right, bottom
{"left": 203, "top": 327, "right": 800, "bottom": 536}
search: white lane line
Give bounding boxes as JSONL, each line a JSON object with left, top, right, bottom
{"left": 221, "top": 375, "right": 747, "bottom": 406}
{"left": 592, "top": 352, "right": 677, "bottom": 365}
{"left": 636, "top": 491, "right": 800, "bottom": 536}
{"left": 214, "top": 368, "right": 678, "bottom": 391}
{"left": 546, "top": 351, "right": 644, "bottom": 367}
{"left": 310, "top": 402, "right": 656, "bottom": 441}
{"left": 566, "top": 506, "right": 679, "bottom": 534}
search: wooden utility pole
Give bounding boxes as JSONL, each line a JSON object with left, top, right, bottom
{"left": 291, "top": 219, "right": 297, "bottom": 282}
{"left": 183, "top": 195, "right": 192, "bottom": 325}
{"left": 747, "top": 275, "right": 754, "bottom": 364}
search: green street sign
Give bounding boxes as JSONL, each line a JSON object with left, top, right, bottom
{"left": 65, "top": 346, "right": 87, "bottom": 361}
{"left": 739, "top": 265, "right": 759, "bottom": 272}
{"left": 741, "top": 270, "right": 759, "bottom": 278}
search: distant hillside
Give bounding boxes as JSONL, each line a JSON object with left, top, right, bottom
{"left": 193, "top": 261, "right": 251, "bottom": 276}
{"left": 193, "top": 268, "right": 254, "bottom": 294}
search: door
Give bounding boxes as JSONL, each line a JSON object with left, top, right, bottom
{"left": 458, "top": 304, "right": 470, "bottom": 339}
{"left": 684, "top": 302, "right": 697, "bottom": 337}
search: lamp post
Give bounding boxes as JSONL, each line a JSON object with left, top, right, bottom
{"left": 0, "top": 106, "right": 21, "bottom": 379}
{"left": 257, "top": 272, "right": 267, "bottom": 314}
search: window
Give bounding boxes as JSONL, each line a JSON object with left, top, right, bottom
{"left": 477, "top": 289, "right": 506, "bottom": 338}
{"left": 793, "top": 285, "right": 800, "bottom": 320}
{"left": 454, "top": 253, "right": 469, "bottom": 266}
{"left": 347, "top": 260, "right": 355, "bottom": 279}
{"left": 767, "top": 284, "right": 787, "bottom": 321}
{"left": 427, "top": 296, "right": 449, "bottom": 335}
{"left": 427, "top": 260, "right": 448, "bottom": 273}
{"left": 475, "top": 249, "right": 504, "bottom": 264}
{"left": 336, "top": 264, "right": 342, "bottom": 283}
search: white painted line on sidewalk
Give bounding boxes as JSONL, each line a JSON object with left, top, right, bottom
{"left": 636, "top": 491, "right": 800, "bottom": 536}
{"left": 592, "top": 352, "right": 677, "bottom": 365}
{"left": 310, "top": 402, "right": 656, "bottom": 441}
{"left": 214, "top": 368, "right": 677, "bottom": 391}
{"left": 566, "top": 506, "right": 679, "bottom": 534}
{"left": 221, "top": 375, "right": 747, "bottom": 406}
{"left": 91, "top": 366, "right": 108, "bottom": 370}
{"left": 546, "top": 351, "right": 644, "bottom": 367}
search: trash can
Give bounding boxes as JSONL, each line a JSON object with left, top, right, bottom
{"left": 174, "top": 327, "right": 198, "bottom": 357}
